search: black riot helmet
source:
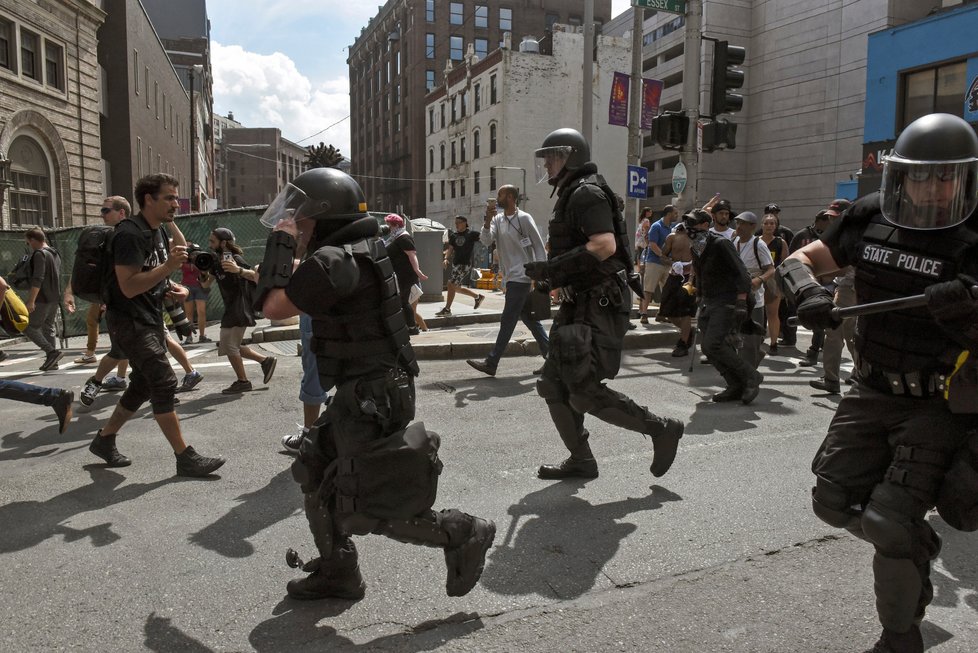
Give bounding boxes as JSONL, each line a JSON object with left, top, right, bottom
{"left": 764, "top": 203, "right": 780, "bottom": 214}
{"left": 683, "top": 209, "right": 713, "bottom": 232}
{"left": 881, "top": 113, "right": 978, "bottom": 230}
{"left": 534, "top": 128, "right": 591, "bottom": 184}
{"left": 260, "top": 167, "right": 368, "bottom": 230}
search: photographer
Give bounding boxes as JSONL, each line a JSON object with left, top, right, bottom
{"left": 210, "top": 227, "right": 276, "bottom": 394}
{"left": 88, "top": 173, "right": 225, "bottom": 478}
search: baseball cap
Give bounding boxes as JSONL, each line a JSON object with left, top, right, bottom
{"left": 734, "top": 211, "right": 758, "bottom": 225}
{"left": 212, "top": 227, "right": 235, "bottom": 242}
{"left": 825, "top": 199, "right": 852, "bottom": 217}
{"left": 763, "top": 203, "right": 781, "bottom": 214}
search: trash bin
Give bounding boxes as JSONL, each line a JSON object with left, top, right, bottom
{"left": 412, "top": 229, "right": 444, "bottom": 302}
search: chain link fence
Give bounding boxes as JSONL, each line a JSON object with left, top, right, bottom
{"left": 1, "top": 207, "right": 269, "bottom": 342}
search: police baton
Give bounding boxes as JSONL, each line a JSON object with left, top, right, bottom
{"left": 787, "top": 284, "right": 978, "bottom": 327}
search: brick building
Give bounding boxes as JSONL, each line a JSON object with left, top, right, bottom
{"left": 222, "top": 127, "right": 304, "bottom": 209}
{"left": 0, "top": 0, "right": 105, "bottom": 230}
{"left": 348, "top": 0, "right": 611, "bottom": 218}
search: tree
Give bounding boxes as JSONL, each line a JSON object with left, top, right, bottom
{"left": 304, "top": 142, "right": 344, "bottom": 169}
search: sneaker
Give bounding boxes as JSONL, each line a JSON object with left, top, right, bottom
{"left": 282, "top": 427, "right": 309, "bottom": 455}
{"left": 101, "top": 375, "right": 128, "bottom": 391}
{"left": 444, "top": 514, "right": 497, "bottom": 597}
{"left": 80, "top": 376, "right": 102, "bottom": 407}
{"left": 89, "top": 430, "right": 132, "bottom": 467}
{"left": 261, "top": 357, "right": 278, "bottom": 384}
{"left": 466, "top": 359, "right": 497, "bottom": 377}
{"left": 53, "top": 390, "right": 74, "bottom": 434}
{"left": 435, "top": 307, "right": 452, "bottom": 317}
{"left": 177, "top": 370, "right": 203, "bottom": 393}
{"left": 40, "top": 350, "right": 64, "bottom": 371}
{"left": 473, "top": 295, "right": 485, "bottom": 310}
{"left": 182, "top": 335, "right": 194, "bottom": 345}
{"left": 175, "top": 445, "right": 226, "bottom": 477}
{"left": 741, "top": 372, "right": 764, "bottom": 405}
{"left": 670, "top": 343, "right": 689, "bottom": 357}
{"left": 74, "top": 354, "right": 97, "bottom": 365}
{"left": 809, "top": 378, "right": 841, "bottom": 394}
{"left": 221, "top": 379, "right": 253, "bottom": 394}
{"left": 712, "top": 386, "right": 743, "bottom": 402}
{"left": 197, "top": 335, "right": 213, "bottom": 344}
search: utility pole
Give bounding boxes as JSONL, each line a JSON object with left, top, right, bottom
{"left": 582, "top": 0, "right": 594, "bottom": 143}
{"left": 627, "top": 7, "right": 644, "bottom": 170}
{"left": 679, "top": 0, "right": 703, "bottom": 210}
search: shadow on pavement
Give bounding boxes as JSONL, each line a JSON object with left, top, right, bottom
{"left": 0, "top": 469, "right": 170, "bottom": 553}
{"left": 145, "top": 612, "right": 213, "bottom": 653}
{"left": 929, "top": 516, "right": 978, "bottom": 616}
{"left": 481, "top": 480, "right": 682, "bottom": 599}
{"left": 440, "top": 375, "right": 537, "bottom": 408}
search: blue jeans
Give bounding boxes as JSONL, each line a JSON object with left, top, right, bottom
{"left": 487, "top": 281, "right": 549, "bottom": 366}
{"left": 299, "top": 313, "right": 328, "bottom": 405}
{"left": 0, "top": 379, "right": 60, "bottom": 406}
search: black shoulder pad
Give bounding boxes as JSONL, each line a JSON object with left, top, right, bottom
{"left": 284, "top": 245, "right": 360, "bottom": 315}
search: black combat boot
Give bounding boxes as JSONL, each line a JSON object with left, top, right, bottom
{"left": 649, "top": 417, "right": 684, "bottom": 477}
{"left": 441, "top": 510, "right": 497, "bottom": 597}
{"left": 538, "top": 429, "right": 599, "bottom": 479}
{"left": 865, "top": 626, "right": 923, "bottom": 653}
{"left": 89, "top": 430, "right": 132, "bottom": 467}
{"left": 287, "top": 537, "right": 366, "bottom": 601}
{"left": 712, "top": 386, "right": 743, "bottom": 402}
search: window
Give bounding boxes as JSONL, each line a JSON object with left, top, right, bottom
{"left": 474, "top": 83, "right": 481, "bottom": 112}
{"left": 426, "top": 0, "right": 435, "bottom": 22}
{"left": 426, "top": 69, "right": 435, "bottom": 91}
{"left": 394, "top": 83, "right": 400, "bottom": 104}
{"left": 473, "top": 130, "right": 481, "bottom": 158}
{"left": 426, "top": 33, "right": 435, "bottom": 59}
{"left": 440, "top": 143, "right": 445, "bottom": 169}
{"left": 450, "top": 36, "right": 463, "bottom": 61}
{"left": 429, "top": 108, "right": 435, "bottom": 133}
{"left": 499, "top": 7, "right": 512, "bottom": 31}
{"left": 20, "top": 28, "right": 39, "bottom": 81}
{"left": 474, "top": 38, "right": 488, "bottom": 61}
{"left": 902, "top": 61, "right": 967, "bottom": 128}
{"left": 393, "top": 51, "right": 400, "bottom": 77}
{"left": 145, "top": 67, "right": 150, "bottom": 108}
{"left": 440, "top": 102, "right": 446, "bottom": 128}
{"left": 451, "top": 141, "right": 457, "bottom": 166}
{"left": 154, "top": 81, "right": 159, "bottom": 118}
{"left": 450, "top": 2, "right": 463, "bottom": 25}
{"left": 440, "top": 180, "right": 445, "bottom": 200}
{"left": 44, "top": 41, "right": 64, "bottom": 91}
{"left": 490, "top": 74, "right": 497, "bottom": 104}
{"left": 461, "top": 178, "right": 466, "bottom": 197}
{"left": 394, "top": 112, "right": 400, "bottom": 132}
{"left": 460, "top": 137, "right": 466, "bottom": 162}
{"left": 490, "top": 123, "right": 497, "bottom": 154}
{"left": 429, "top": 148, "right": 434, "bottom": 172}
{"left": 546, "top": 13, "right": 559, "bottom": 31}
{"left": 490, "top": 166, "right": 496, "bottom": 190}
{"left": 136, "top": 137, "right": 143, "bottom": 177}
{"left": 8, "top": 135, "right": 53, "bottom": 228}
{"left": 474, "top": 171, "right": 481, "bottom": 195}
{"left": 451, "top": 180, "right": 456, "bottom": 198}
{"left": 430, "top": 182, "right": 434, "bottom": 202}
{"left": 451, "top": 96, "right": 457, "bottom": 123}
{"left": 475, "top": 5, "right": 488, "bottom": 28}
{"left": 0, "top": 18, "right": 14, "bottom": 72}
{"left": 461, "top": 91, "right": 467, "bottom": 117}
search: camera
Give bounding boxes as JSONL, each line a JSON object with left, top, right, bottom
{"left": 163, "top": 285, "right": 192, "bottom": 340}
{"left": 186, "top": 244, "right": 217, "bottom": 272}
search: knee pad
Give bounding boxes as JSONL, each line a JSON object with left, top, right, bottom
{"left": 862, "top": 502, "right": 913, "bottom": 559}
{"left": 811, "top": 476, "right": 864, "bottom": 533}
{"left": 536, "top": 375, "right": 566, "bottom": 403}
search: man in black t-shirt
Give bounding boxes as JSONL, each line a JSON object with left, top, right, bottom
{"left": 89, "top": 173, "right": 225, "bottom": 478}
{"left": 435, "top": 216, "right": 485, "bottom": 316}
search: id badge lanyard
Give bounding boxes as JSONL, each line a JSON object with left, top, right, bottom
{"left": 506, "top": 213, "right": 533, "bottom": 250}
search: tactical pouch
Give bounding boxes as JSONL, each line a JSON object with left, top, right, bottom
{"left": 945, "top": 351, "right": 978, "bottom": 414}
{"left": 553, "top": 323, "right": 593, "bottom": 386}
{"left": 291, "top": 419, "right": 331, "bottom": 494}
{"left": 936, "top": 432, "right": 978, "bottom": 532}
{"left": 330, "top": 421, "right": 443, "bottom": 520}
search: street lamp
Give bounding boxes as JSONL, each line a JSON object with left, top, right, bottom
{"left": 0, "top": 149, "right": 12, "bottom": 211}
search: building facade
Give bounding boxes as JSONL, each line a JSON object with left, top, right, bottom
{"left": 212, "top": 110, "right": 242, "bottom": 209}
{"left": 221, "top": 127, "right": 304, "bottom": 209}
{"left": 348, "top": 0, "right": 611, "bottom": 218}
{"left": 425, "top": 27, "right": 629, "bottom": 238}
{"left": 605, "top": 0, "right": 947, "bottom": 230}
{"left": 98, "top": 0, "right": 193, "bottom": 210}
{"left": 0, "top": 0, "right": 105, "bottom": 230}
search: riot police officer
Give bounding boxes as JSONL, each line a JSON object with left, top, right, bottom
{"left": 524, "top": 128, "right": 684, "bottom": 480}
{"left": 780, "top": 113, "right": 978, "bottom": 653}
{"left": 256, "top": 167, "right": 496, "bottom": 601}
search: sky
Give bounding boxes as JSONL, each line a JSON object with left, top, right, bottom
{"left": 207, "top": 0, "right": 633, "bottom": 156}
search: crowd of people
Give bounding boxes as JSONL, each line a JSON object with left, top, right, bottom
{"left": 2, "top": 112, "right": 976, "bottom": 653}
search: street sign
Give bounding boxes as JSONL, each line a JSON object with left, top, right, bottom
{"left": 627, "top": 165, "right": 648, "bottom": 199}
{"left": 632, "top": 0, "right": 686, "bottom": 16}
{"left": 672, "top": 162, "right": 687, "bottom": 195}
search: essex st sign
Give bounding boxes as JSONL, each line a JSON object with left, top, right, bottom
{"left": 632, "top": 0, "right": 686, "bottom": 15}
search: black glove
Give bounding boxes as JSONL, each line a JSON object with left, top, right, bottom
{"left": 926, "top": 274, "right": 978, "bottom": 323}
{"left": 533, "top": 280, "right": 551, "bottom": 295}
{"left": 796, "top": 290, "right": 841, "bottom": 330}
{"left": 733, "top": 298, "right": 748, "bottom": 325}
{"left": 524, "top": 261, "right": 549, "bottom": 283}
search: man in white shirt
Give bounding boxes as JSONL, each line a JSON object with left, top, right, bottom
{"left": 709, "top": 198, "right": 736, "bottom": 240}
{"left": 732, "top": 211, "right": 774, "bottom": 369}
{"left": 467, "top": 185, "right": 549, "bottom": 376}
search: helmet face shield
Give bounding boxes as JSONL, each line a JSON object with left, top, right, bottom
{"left": 534, "top": 145, "right": 572, "bottom": 183}
{"left": 259, "top": 183, "right": 329, "bottom": 228}
{"left": 880, "top": 156, "right": 978, "bottom": 230}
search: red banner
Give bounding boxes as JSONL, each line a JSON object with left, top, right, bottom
{"left": 609, "top": 72, "right": 629, "bottom": 127}
{"left": 641, "top": 78, "right": 664, "bottom": 129}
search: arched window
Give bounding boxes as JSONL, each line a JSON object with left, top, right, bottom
{"left": 440, "top": 142, "right": 446, "bottom": 170}
{"left": 429, "top": 148, "right": 434, "bottom": 173}
{"left": 8, "top": 135, "right": 53, "bottom": 227}
{"left": 489, "top": 123, "right": 497, "bottom": 155}
{"left": 473, "top": 129, "right": 480, "bottom": 159}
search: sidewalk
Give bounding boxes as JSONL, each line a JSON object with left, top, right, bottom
{"left": 251, "top": 289, "right": 682, "bottom": 360}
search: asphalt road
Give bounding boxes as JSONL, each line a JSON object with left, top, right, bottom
{"left": 1, "top": 336, "right": 975, "bottom": 652}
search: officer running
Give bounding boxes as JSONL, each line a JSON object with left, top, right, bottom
{"left": 524, "top": 127, "right": 684, "bottom": 480}
{"left": 256, "top": 167, "right": 496, "bottom": 601}
{"left": 780, "top": 113, "right": 978, "bottom": 653}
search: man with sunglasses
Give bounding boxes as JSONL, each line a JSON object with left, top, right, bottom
{"left": 779, "top": 113, "right": 978, "bottom": 653}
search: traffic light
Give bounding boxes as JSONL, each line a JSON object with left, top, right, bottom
{"left": 710, "top": 40, "right": 745, "bottom": 116}
{"left": 701, "top": 119, "right": 738, "bottom": 152}
{"left": 651, "top": 111, "right": 690, "bottom": 150}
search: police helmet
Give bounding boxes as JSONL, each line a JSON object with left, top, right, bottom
{"left": 260, "top": 167, "right": 368, "bottom": 229}
{"left": 713, "top": 199, "right": 733, "bottom": 214}
{"left": 534, "top": 128, "right": 591, "bottom": 183}
{"left": 764, "top": 203, "right": 780, "bottom": 214}
{"left": 881, "top": 113, "right": 978, "bottom": 230}
{"left": 683, "top": 209, "right": 713, "bottom": 232}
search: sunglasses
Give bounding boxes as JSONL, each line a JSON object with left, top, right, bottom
{"left": 906, "top": 168, "right": 956, "bottom": 183}
{"left": 100, "top": 207, "right": 114, "bottom": 214}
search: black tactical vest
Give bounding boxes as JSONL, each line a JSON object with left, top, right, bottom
{"left": 310, "top": 237, "right": 419, "bottom": 388}
{"left": 854, "top": 212, "right": 978, "bottom": 374}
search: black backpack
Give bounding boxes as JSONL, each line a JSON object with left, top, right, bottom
{"left": 70, "top": 225, "right": 115, "bottom": 303}
{"left": 8, "top": 254, "right": 31, "bottom": 290}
